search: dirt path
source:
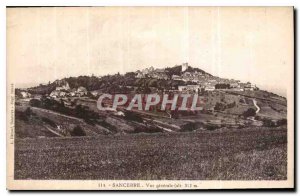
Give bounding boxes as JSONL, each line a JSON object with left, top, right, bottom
{"left": 31, "top": 107, "right": 100, "bottom": 136}
{"left": 144, "top": 117, "right": 180, "bottom": 132}
{"left": 31, "top": 107, "right": 84, "bottom": 122}
{"left": 253, "top": 99, "right": 260, "bottom": 114}
{"left": 44, "top": 126, "right": 64, "bottom": 137}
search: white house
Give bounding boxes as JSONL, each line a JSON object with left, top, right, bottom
{"left": 172, "top": 75, "right": 182, "bottom": 80}
{"left": 178, "top": 85, "right": 200, "bottom": 92}
{"left": 205, "top": 85, "right": 215, "bottom": 91}
{"left": 50, "top": 90, "right": 60, "bottom": 98}
{"left": 91, "top": 91, "right": 99, "bottom": 97}
{"left": 55, "top": 81, "right": 70, "bottom": 91}
{"left": 20, "top": 91, "right": 31, "bottom": 98}
{"left": 244, "top": 83, "right": 256, "bottom": 91}
{"left": 77, "top": 86, "right": 88, "bottom": 96}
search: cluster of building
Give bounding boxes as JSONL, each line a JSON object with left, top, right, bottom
{"left": 20, "top": 91, "right": 32, "bottom": 98}
{"left": 136, "top": 66, "right": 168, "bottom": 80}
{"left": 49, "top": 82, "right": 88, "bottom": 98}
{"left": 17, "top": 81, "right": 90, "bottom": 100}
{"left": 135, "top": 63, "right": 257, "bottom": 93}
{"left": 172, "top": 71, "right": 207, "bottom": 83}
{"left": 17, "top": 63, "right": 258, "bottom": 100}
{"left": 178, "top": 85, "right": 202, "bottom": 93}
{"left": 176, "top": 82, "right": 257, "bottom": 93}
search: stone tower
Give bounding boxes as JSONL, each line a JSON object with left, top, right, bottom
{"left": 182, "top": 63, "right": 188, "bottom": 72}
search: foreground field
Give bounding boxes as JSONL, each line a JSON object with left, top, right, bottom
{"left": 15, "top": 127, "right": 287, "bottom": 180}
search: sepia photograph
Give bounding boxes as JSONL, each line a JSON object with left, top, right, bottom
{"left": 6, "top": 6, "right": 294, "bottom": 190}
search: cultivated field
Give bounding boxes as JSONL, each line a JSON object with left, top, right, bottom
{"left": 15, "top": 127, "right": 287, "bottom": 180}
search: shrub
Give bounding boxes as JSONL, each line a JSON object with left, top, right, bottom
{"left": 243, "top": 108, "right": 256, "bottom": 118}
{"left": 97, "top": 120, "right": 117, "bottom": 133}
{"left": 262, "top": 119, "right": 276, "bottom": 127}
{"left": 71, "top": 125, "right": 86, "bottom": 136}
{"left": 84, "top": 118, "right": 96, "bottom": 126}
{"left": 42, "top": 117, "right": 57, "bottom": 128}
{"left": 124, "top": 110, "right": 143, "bottom": 123}
{"left": 29, "top": 99, "right": 41, "bottom": 107}
{"left": 277, "top": 119, "right": 287, "bottom": 126}
{"left": 171, "top": 110, "right": 179, "bottom": 119}
{"left": 205, "top": 124, "right": 219, "bottom": 131}
{"left": 254, "top": 116, "right": 261, "bottom": 120}
{"left": 181, "top": 122, "right": 197, "bottom": 132}
{"left": 40, "top": 97, "right": 56, "bottom": 109}
{"left": 214, "top": 102, "right": 226, "bottom": 111}
{"left": 215, "top": 83, "right": 230, "bottom": 89}
{"left": 15, "top": 110, "right": 28, "bottom": 121}
{"left": 131, "top": 125, "right": 163, "bottom": 134}
{"left": 16, "top": 107, "right": 34, "bottom": 122}
{"left": 227, "top": 101, "right": 236, "bottom": 109}
{"left": 24, "top": 107, "right": 33, "bottom": 116}
{"left": 239, "top": 99, "right": 245, "bottom": 104}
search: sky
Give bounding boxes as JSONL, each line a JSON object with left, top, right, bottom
{"left": 7, "top": 7, "right": 293, "bottom": 96}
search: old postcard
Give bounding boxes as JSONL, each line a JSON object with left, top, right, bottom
{"left": 6, "top": 6, "right": 294, "bottom": 190}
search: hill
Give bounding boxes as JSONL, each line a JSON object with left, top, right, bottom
{"left": 15, "top": 62, "right": 287, "bottom": 138}
{"left": 22, "top": 63, "right": 278, "bottom": 97}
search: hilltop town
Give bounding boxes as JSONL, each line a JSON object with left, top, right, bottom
{"left": 18, "top": 63, "right": 258, "bottom": 100}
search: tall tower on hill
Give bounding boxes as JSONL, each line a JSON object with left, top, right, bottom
{"left": 181, "top": 63, "right": 188, "bottom": 72}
